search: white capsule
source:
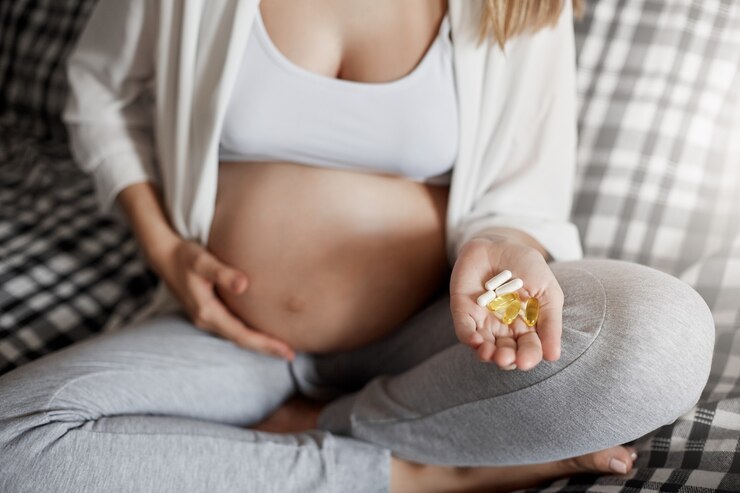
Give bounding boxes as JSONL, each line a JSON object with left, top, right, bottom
{"left": 484, "top": 270, "right": 512, "bottom": 291}
{"left": 476, "top": 290, "right": 497, "bottom": 307}
{"left": 494, "top": 278, "right": 523, "bottom": 296}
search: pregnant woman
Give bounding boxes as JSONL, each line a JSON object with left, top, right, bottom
{"left": 0, "top": 0, "right": 715, "bottom": 491}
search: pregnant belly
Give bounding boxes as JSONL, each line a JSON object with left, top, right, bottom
{"left": 206, "top": 161, "right": 451, "bottom": 353}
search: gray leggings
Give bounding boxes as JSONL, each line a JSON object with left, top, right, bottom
{"left": 0, "top": 259, "right": 715, "bottom": 493}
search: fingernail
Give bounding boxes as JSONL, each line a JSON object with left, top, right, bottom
{"left": 630, "top": 451, "right": 638, "bottom": 461}
{"left": 609, "top": 458, "right": 628, "bottom": 474}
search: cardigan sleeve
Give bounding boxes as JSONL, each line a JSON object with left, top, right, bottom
{"left": 454, "top": 0, "right": 583, "bottom": 263}
{"left": 62, "top": 0, "right": 160, "bottom": 220}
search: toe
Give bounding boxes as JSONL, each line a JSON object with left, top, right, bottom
{"left": 569, "top": 445, "right": 636, "bottom": 475}
{"left": 599, "top": 446, "right": 635, "bottom": 475}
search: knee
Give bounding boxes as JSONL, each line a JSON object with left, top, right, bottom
{"left": 563, "top": 259, "right": 715, "bottom": 424}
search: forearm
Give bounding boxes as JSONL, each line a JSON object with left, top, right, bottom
{"left": 116, "top": 181, "right": 182, "bottom": 275}
{"left": 468, "top": 226, "right": 553, "bottom": 262}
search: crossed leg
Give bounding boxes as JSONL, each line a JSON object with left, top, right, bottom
{"left": 0, "top": 314, "right": 390, "bottom": 492}
{"left": 295, "top": 259, "right": 714, "bottom": 466}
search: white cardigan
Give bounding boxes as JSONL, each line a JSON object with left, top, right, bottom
{"left": 63, "top": 0, "right": 584, "bottom": 324}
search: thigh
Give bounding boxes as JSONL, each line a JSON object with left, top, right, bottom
{"left": 0, "top": 310, "right": 297, "bottom": 427}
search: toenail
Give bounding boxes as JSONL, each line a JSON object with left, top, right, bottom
{"left": 609, "top": 458, "right": 628, "bottom": 474}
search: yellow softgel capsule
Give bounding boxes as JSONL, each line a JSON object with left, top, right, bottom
{"left": 500, "top": 299, "right": 521, "bottom": 324}
{"left": 523, "top": 297, "right": 539, "bottom": 327}
{"left": 485, "top": 293, "right": 521, "bottom": 325}
{"left": 485, "top": 292, "right": 520, "bottom": 312}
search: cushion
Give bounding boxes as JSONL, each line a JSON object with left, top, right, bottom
{"left": 572, "top": 0, "right": 740, "bottom": 276}
{"left": 0, "top": 0, "right": 95, "bottom": 141}
{"left": 0, "top": 128, "right": 157, "bottom": 374}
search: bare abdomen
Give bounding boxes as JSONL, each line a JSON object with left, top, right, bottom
{"left": 206, "top": 160, "right": 450, "bottom": 353}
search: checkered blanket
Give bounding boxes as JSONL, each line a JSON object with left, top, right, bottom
{"left": 1, "top": 0, "right": 738, "bottom": 491}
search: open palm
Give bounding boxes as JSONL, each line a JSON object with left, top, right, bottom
{"left": 449, "top": 236, "right": 564, "bottom": 370}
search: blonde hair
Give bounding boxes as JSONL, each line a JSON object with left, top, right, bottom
{"left": 478, "top": 0, "right": 585, "bottom": 48}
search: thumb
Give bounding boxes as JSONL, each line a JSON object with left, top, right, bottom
{"left": 450, "top": 295, "right": 484, "bottom": 347}
{"left": 192, "top": 250, "right": 248, "bottom": 294}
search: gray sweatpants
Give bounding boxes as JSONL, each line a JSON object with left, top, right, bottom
{"left": 0, "top": 259, "right": 715, "bottom": 493}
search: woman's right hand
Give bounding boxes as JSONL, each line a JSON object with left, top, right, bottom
{"left": 152, "top": 238, "right": 296, "bottom": 360}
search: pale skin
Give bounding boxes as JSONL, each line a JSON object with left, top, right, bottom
{"left": 116, "top": 0, "right": 639, "bottom": 490}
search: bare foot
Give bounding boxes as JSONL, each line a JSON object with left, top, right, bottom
{"left": 391, "top": 444, "right": 639, "bottom": 493}
{"left": 564, "top": 443, "right": 639, "bottom": 476}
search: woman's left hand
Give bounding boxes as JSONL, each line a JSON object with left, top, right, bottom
{"left": 449, "top": 235, "right": 564, "bottom": 371}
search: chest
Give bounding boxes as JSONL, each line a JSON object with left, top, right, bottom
{"left": 219, "top": 0, "right": 459, "bottom": 181}
{"left": 257, "top": 0, "right": 450, "bottom": 83}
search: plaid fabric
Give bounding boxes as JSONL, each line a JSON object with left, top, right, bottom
{"left": 0, "top": 127, "right": 158, "bottom": 374}
{"left": 573, "top": 0, "right": 740, "bottom": 277}
{"left": 1, "top": 0, "right": 739, "bottom": 491}
{"left": 534, "top": 1, "right": 740, "bottom": 491}
{"left": 0, "top": 0, "right": 95, "bottom": 141}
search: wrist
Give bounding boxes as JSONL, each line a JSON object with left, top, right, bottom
{"left": 116, "top": 181, "right": 184, "bottom": 276}
{"left": 141, "top": 231, "right": 181, "bottom": 277}
{"left": 468, "top": 227, "right": 550, "bottom": 260}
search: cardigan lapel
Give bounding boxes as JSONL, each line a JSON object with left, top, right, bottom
{"left": 446, "top": 0, "right": 486, "bottom": 256}
{"left": 189, "top": 0, "right": 260, "bottom": 245}
{"left": 169, "top": 0, "right": 260, "bottom": 245}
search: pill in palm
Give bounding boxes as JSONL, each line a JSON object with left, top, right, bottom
{"left": 523, "top": 297, "right": 539, "bottom": 327}
{"left": 476, "top": 290, "right": 498, "bottom": 307}
{"left": 500, "top": 298, "right": 522, "bottom": 324}
{"left": 486, "top": 292, "right": 519, "bottom": 312}
{"left": 485, "top": 292, "right": 521, "bottom": 325}
{"left": 484, "top": 270, "right": 512, "bottom": 291}
{"left": 494, "top": 278, "right": 524, "bottom": 296}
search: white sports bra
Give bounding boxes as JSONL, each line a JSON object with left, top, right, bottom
{"left": 219, "top": 8, "right": 458, "bottom": 185}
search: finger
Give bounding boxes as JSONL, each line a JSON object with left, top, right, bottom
{"left": 206, "top": 302, "right": 295, "bottom": 360}
{"left": 452, "top": 310, "right": 484, "bottom": 347}
{"left": 510, "top": 316, "right": 542, "bottom": 370}
{"left": 451, "top": 295, "right": 485, "bottom": 347}
{"left": 492, "top": 335, "right": 517, "bottom": 368}
{"left": 536, "top": 294, "right": 563, "bottom": 361}
{"left": 476, "top": 314, "right": 497, "bottom": 341}
{"left": 477, "top": 340, "right": 496, "bottom": 362}
{"left": 514, "top": 331, "right": 543, "bottom": 371}
{"left": 193, "top": 251, "right": 249, "bottom": 294}
{"left": 488, "top": 313, "right": 510, "bottom": 338}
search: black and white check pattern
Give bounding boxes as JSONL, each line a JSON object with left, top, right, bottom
{"left": 0, "top": 0, "right": 738, "bottom": 491}
{"left": 0, "top": 0, "right": 95, "bottom": 142}
{"left": 0, "top": 127, "right": 158, "bottom": 373}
